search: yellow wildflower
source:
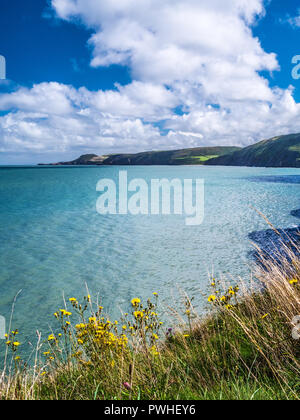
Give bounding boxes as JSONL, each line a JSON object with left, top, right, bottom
{"left": 48, "top": 334, "right": 56, "bottom": 341}
{"left": 289, "top": 279, "right": 298, "bottom": 285}
{"left": 131, "top": 298, "right": 141, "bottom": 307}
{"left": 150, "top": 345, "right": 159, "bottom": 356}
{"left": 134, "top": 311, "right": 144, "bottom": 319}
{"left": 59, "top": 309, "right": 71, "bottom": 316}
{"left": 208, "top": 295, "right": 216, "bottom": 303}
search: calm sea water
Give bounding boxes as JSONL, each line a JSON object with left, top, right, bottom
{"left": 0, "top": 165, "right": 299, "bottom": 358}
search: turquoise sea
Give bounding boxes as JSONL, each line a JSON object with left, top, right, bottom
{"left": 0, "top": 165, "right": 299, "bottom": 358}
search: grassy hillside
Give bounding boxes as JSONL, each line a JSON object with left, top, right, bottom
{"left": 205, "top": 133, "right": 300, "bottom": 168}
{"left": 42, "top": 147, "right": 240, "bottom": 166}
{"left": 40, "top": 133, "right": 300, "bottom": 168}
{"left": 102, "top": 147, "right": 239, "bottom": 165}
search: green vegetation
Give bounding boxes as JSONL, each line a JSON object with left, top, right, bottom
{"left": 206, "top": 133, "right": 300, "bottom": 167}
{"left": 40, "top": 132, "right": 300, "bottom": 168}
{"left": 42, "top": 146, "right": 240, "bottom": 166}
{"left": 1, "top": 233, "right": 300, "bottom": 400}
{"left": 175, "top": 155, "right": 219, "bottom": 163}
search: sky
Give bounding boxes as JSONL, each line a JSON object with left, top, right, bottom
{"left": 0, "top": 0, "right": 300, "bottom": 164}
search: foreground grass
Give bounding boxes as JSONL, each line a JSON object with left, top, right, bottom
{"left": 1, "top": 236, "right": 300, "bottom": 400}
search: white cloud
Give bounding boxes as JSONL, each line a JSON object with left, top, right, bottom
{"left": 0, "top": 83, "right": 74, "bottom": 115}
{"left": 1, "top": 0, "right": 300, "bottom": 161}
{"left": 287, "top": 9, "right": 300, "bottom": 28}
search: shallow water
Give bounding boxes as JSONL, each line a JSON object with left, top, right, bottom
{"left": 0, "top": 165, "right": 299, "bottom": 358}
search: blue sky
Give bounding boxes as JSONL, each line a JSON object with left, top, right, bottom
{"left": 0, "top": 0, "right": 131, "bottom": 92}
{"left": 0, "top": 0, "right": 300, "bottom": 164}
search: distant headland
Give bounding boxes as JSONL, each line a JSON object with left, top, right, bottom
{"left": 39, "top": 133, "right": 300, "bottom": 168}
